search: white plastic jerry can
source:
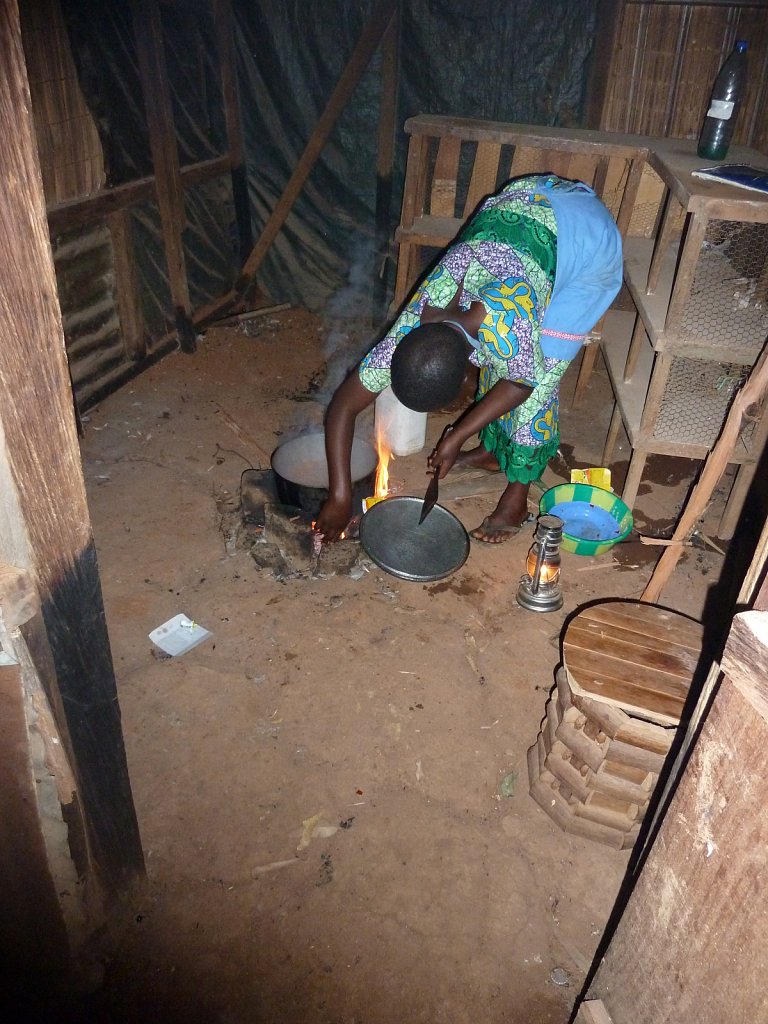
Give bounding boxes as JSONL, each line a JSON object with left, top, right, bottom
{"left": 374, "top": 385, "right": 427, "bottom": 456}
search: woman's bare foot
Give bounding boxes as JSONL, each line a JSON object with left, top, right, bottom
{"left": 471, "top": 481, "right": 531, "bottom": 543}
{"left": 455, "top": 445, "right": 500, "bottom": 472}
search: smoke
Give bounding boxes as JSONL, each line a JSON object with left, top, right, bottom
{"left": 316, "top": 234, "right": 379, "bottom": 405}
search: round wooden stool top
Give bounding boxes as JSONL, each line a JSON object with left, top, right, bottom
{"left": 562, "top": 601, "right": 704, "bottom": 726}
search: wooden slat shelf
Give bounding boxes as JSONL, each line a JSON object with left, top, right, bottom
{"left": 650, "top": 140, "right": 768, "bottom": 222}
{"left": 388, "top": 118, "right": 768, "bottom": 540}
{"left": 405, "top": 114, "right": 653, "bottom": 157}
{"left": 394, "top": 214, "right": 462, "bottom": 246}
{"left": 600, "top": 138, "right": 768, "bottom": 536}
{"left": 624, "top": 236, "right": 768, "bottom": 365}
{"left": 602, "top": 311, "right": 758, "bottom": 461}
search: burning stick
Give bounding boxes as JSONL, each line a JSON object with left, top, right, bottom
{"left": 311, "top": 522, "right": 323, "bottom": 557}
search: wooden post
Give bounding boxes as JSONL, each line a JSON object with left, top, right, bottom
{"left": 583, "top": 0, "right": 625, "bottom": 130}
{"left": 641, "top": 343, "right": 768, "bottom": 603}
{"left": 373, "top": 2, "right": 399, "bottom": 322}
{"left": 107, "top": 209, "right": 146, "bottom": 361}
{"left": 0, "top": 0, "right": 144, "bottom": 893}
{"left": 234, "top": 0, "right": 398, "bottom": 301}
{"left": 213, "top": 0, "right": 253, "bottom": 266}
{"left": 587, "top": 610, "right": 768, "bottom": 1024}
{"left": 131, "top": 0, "right": 195, "bottom": 352}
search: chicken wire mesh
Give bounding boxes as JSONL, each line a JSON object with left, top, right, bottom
{"left": 652, "top": 354, "right": 756, "bottom": 451}
{"left": 680, "top": 219, "right": 768, "bottom": 358}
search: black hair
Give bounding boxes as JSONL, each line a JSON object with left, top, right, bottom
{"left": 390, "top": 323, "right": 468, "bottom": 412}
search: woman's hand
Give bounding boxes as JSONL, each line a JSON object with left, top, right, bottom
{"left": 314, "top": 495, "right": 353, "bottom": 543}
{"left": 427, "top": 427, "right": 462, "bottom": 479}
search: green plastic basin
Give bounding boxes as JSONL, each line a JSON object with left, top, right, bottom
{"left": 539, "top": 483, "right": 634, "bottom": 557}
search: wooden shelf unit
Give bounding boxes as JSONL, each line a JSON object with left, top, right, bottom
{"left": 601, "top": 139, "right": 768, "bottom": 538}
{"left": 392, "top": 115, "right": 649, "bottom": 311}
{"left": 389, "top": 120, "right": 768, "bottom": 540}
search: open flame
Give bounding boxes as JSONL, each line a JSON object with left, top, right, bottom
{"left": 311, "top": 520, "right": 345, "bottom": 544}
{"left": 374, "top": 434, "right": 393, "bottom": 498}
{"left": 526, "top": 548, "right": 560, "bottom": 585}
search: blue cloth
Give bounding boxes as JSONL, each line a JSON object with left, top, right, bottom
{"left": 536, "top": 176, "right": 624, "bottom": 360}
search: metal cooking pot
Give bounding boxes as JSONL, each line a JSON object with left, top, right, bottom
{"left": 271, "top": 433, "right": 377, "bottom": 516}
{"left": 359, "top": 495, "right": 470, "bottom": 582}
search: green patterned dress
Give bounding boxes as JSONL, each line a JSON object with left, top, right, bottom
{"left": 359, "top": 176, "right": 571, "bottom": 484}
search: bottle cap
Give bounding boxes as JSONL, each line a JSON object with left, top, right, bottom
{"left": 736, "top": 40, "right": 748, "bottom": 52}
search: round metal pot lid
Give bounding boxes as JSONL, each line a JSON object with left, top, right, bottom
{"left": 359, "top": 495, "right": 470, "bottom": 582}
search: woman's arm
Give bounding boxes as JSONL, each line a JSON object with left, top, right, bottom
{"left": 428, "top": 378, "right": 532, "bottom": 478}
{"left": 315, "top": 371, "right": 377, "bottom": 541}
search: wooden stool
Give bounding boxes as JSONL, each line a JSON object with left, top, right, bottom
{"left": 528, "top": 601, "right": 704, "bottom": 849}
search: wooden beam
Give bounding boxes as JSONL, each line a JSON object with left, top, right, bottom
{"left": 131, "top": 0, "right": 194, "bottom": 351}
{"left": 107, "top": 209, "right": 146, "bottom": 361}
{"left": 213, "top": 0, "right": 253, "bottom": 265}
{"left": 235, "top": 0, "right": 398, "bottom": 300}
{"left": 0, "top": 0, "right": 144, "bottom": 893}
{"left": 373, "top": 3, "right": 399, "bottom": 321}
{"left": 583, "top": 0, "right": 625, "bottom": 130}
{"left": 46, "top": 154, "right": 231, "bottom": 236}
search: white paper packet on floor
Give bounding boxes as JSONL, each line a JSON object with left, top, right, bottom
{"left": 149, "top": 614, "right": 212, "bottom": 656}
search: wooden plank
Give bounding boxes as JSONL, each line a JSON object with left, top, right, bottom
{"left": 604, "top": 736, "right": 667, "bottom": 775}
{"left": 721, "top": 612, "right": 768, "bottom": 725}
{"left": 545, "top": 744, "right": 592, "bottom": 803}
{"left": 462, "top": 141, "right": 501, "bottom": 217}
{"left": 568, "top": 153, "right": 600, "bottom": 188}
{"left": 556, "top": 716, "right": 607, "bottom": 773}
{"left": 0, "top": 664, "right": 69, "bottom": 974}
{"left": 572, "top": 342, "right": 600, "bottom": 408}
{"left": 234, "top": 0, "right": 398, "bottom": 297}
{"left": 47, "top": 154, "right": 232, "bottom": 236}
{"left": 591, "top": 761, "right": 654, "bottom": 805}
{"left": 646, "top": 191, "right": 683, "bottom": 295}
{"left": 213, "top": 0, "right": 253, "bottom": 264}
{"left": 575, "top": 601, "right": 704, "bottom": 649}
{"left": 0, "top": 563, "right": 39, "bottom": 629}
{"left": 430, "top": 136, "right": 462, "bottom": 217}
{"left": 718, "top": 398, "right": 768, "bottom": 540}
{"left": 373, "top": 7, "right": 399, "bottom": 320}
{"left": 590, "top": 626, "right": 768, "bottom": 1023}
{"left": 564, "top": 651, "right": 689, "bottom": 724}
{"left": 565, "top": 620, "right": 700, "bottom": 678}
{"left": 131, "top": 0, "right": 194, "bottom": 350}
{"left": 404, "top": 114, "right": 651, "bottom": 157}
{"left": 569, "top": 689, "right": 674, "bottom": 755}
{"left": 0, "top": 0, "right": 143, "bottom": 892}
{"left": 662, "top": 210, "right": 708, "bottom": 334}
{"left": 394, "top": 214, "right": 463, "bottom": 245}
{"left": 573, "top": 790, "right": 639, "bottom": 831}
{"left": 107, "top": 209, "right": 146, "bottom": 361}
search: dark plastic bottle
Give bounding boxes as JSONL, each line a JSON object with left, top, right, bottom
{"left": 697, "top": 40, "right": 749, "bottom": 161}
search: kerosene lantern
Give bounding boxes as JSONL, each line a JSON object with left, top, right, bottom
{"left": 516, "top": 514, "right": 564, "bottom": 612}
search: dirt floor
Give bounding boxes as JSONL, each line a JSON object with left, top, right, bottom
{"left": 75, "top": 308, "right": 729, "bottom": 1023}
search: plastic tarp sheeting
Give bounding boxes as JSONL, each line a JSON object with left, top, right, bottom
{"left": 236, "top": 0, "right": 598, "bottom": 312}
{"left": 61, "top": 0, "right": 598, "bottom": 321}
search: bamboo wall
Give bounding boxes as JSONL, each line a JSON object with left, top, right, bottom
{"left": 20, "top": 0, "right": 104, "bottom": 203}
{"left": 599, "top": 1, "right": 768, "bottom": 154}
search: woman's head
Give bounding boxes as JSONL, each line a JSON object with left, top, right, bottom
{"left": 390, "top": 323, "right": 468, "bottom": 412}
